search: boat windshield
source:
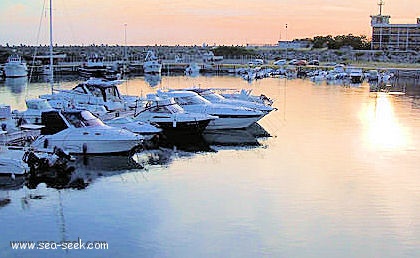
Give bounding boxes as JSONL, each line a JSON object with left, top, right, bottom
{"left": 148, "top": 104, "right": 179, "bottom": 114}
{"left": 108, "top": 117, "right": 133, "bottom": 124}
{"left": 86, "top": 85, "right": 103, "bottom": 98}
{"left": 80, "top": 111, "right": 105, "bottom": 126}
{"left": 166, "top": 103, "right": 184, "bottom": 113}
{"left": 174, "top": 95, "right": 210, "bottom": 105}
{"left": 63, "top": 111, "right": 105, "bottom": 128}
{"left": 26, "top": 100, "right": 52, "bottom": 110}
{"left": 103, "top": 86, "right": 121, "bottom": 101}
{"left": 200, "top": 91, "right": 225, "bottom": 102}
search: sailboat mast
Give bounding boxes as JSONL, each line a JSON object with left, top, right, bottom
{"left": 49, "top": 0, "right": 54, "bottom": 91}
{"left": 124, "top": 23, "right": 127, "bottom": 73}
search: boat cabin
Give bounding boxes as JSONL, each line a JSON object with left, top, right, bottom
{"left": 70, "top": 79, "right": 124, "bottom": 110}
{"left": 41, "top": 110, "right": 104, "bottom": 135}
{"left": 84, "top": 54, "right": 105, "bottom": 68}
{"left": 7, "top": 54, "right": 23, "bottom": 64}
{"left": 21, "top": 99, "right": 54, "bottom": 124}
{"left": 143, "top": 95, "right": 184, "bottom": 114}
{"left": 159, "top": 91, "right": 211, "bottom": 106}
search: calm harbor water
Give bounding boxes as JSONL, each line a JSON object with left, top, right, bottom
{"left": 0, "top": 75, "right": 419, "bottom": 258}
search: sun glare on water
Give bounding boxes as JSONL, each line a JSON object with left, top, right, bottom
{"left": 361, "top": 93, "right": 410, "bottom": 151}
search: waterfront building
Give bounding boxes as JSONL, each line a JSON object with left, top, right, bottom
{"left": 370, "top": 1, "right": 420, "bottom": 51}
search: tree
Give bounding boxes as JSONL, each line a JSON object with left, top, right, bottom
{"left": 312, "top": 35, "right": 333, "bottom": 49}
{"left": 213, "top": 46, "right": 256, "bottom": 57}
{"left": 311, "top": 34, "right": 370, "bottom": 50}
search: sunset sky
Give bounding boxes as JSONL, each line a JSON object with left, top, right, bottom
{"left": 0, "top": 0, "right": 418, "bottom": 46}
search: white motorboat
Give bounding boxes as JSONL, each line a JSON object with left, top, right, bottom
{"left": 0, "top": 157, "right": 27, "bottom": 177}
{"left": 0, "top": 135, "right": 28, "bottom": 177}
{"left": 14, "top": 98, "right": 55, "bottom": 125}
{"left": 185, "top": 63, "right": 200, "bottom": 76}
{"left": 30, "top": 110, "right": 143, "bottom": 155}
{"left": 4, "top": 53, "right": 28, "bottom": 78}
{"left": 367, "top": 70, "right": 379, "bottom": 82}
{"left": 184, "top": 88, "right": 274, "bottom": 115}
{"left": 325, "top": 64, "right": 348, "bottom": 80}
{"left": 0, "top": 105, "right": 18, "bottom": 133}
{"left": 219, "top": 89, "right": 274, "bottom": 107}
{"left": 241, "top": 68, "right": 257, "bottom": 82}
{"left": 143, "top": 50, "right": 162, "bottom": 74}
{"left": 347, "top": 67, "right": 364, "bottom": 84}
{"left": 78, "top": 54, "right": 108, "bottom": 78}
{"left": 157, "top": 90, "right": 264, "bottom": 130}
{"left": 104, "top": 116, "right": 162, "bottom": 140}
{"left": 134, "top": 95, "right": 216, "bottom": 135}
{"left": 40, "top": 78, "right": 137, "bottom": 112}
{"left": 0, "top": 105, "right": 41, "bottom": 146}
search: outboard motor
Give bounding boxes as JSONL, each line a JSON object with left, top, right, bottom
{"left": 22, "top": 147, "right": 74, "bottom": 172}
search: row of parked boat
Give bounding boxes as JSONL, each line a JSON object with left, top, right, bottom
{"left": 0, "top": 50, "right": 163, "bottom": 81}
{"left": 232, "top": 63, "right": 396, "bottom": 86}
{"left": 0, "top": 77, "right": 275, "bottom": 179}
{"left": 306, "top": 64, "right": 395, "bottom": 84}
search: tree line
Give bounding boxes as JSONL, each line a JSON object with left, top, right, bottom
{"left": 212, "top": 34, "right": 371, "bottom": 57}
{"left": 311, "top": 34, "right": 371, "bottom": 50}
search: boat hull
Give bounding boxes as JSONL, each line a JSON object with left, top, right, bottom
{"left": 350, "top": 75, "right": 363, "bottom": 84}
{"left": 4, "top": 65, "right": 27, "bottom": 78}
{"left": 143, "top": 62, "right": 162, "bottom": 74}
{"left": 156, "top": 119, "right": 211, "bottom": 135}
{"left": 78, "top": 67, "right": 108, "bottom": 78}
{"left": 31, "top": 126, "right": 143, "bottom": 155}
{"left": 206, "top": 114, "right": 263, "bottom": 130}
{"left": 33, "top": 136, "right": 142, "bottom": 155}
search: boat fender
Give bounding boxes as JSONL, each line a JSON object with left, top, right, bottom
{"left": 82, "top": 143, "right": 88, "bottom": 154}
{"left": 43, "top": 138, "right": 49, "bottom": 148}
{"left": 172, "top": 118, "right": 177, "bottom": 128}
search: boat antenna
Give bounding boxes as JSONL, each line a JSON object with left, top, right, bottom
{"left": 378, "top": 0, "right": 385, "bottom": 16}
{"left": 49, "top": 0, "right": 54, "bottom": 94}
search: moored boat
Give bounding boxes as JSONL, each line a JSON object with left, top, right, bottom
{"left": 134, "top": 95, "right": 216, "bottom": 135}
{"left": 4, "top": 53, "right": 28, "bottom": 78}
{"left": 183, "top": 88, "right": 274, "bottom": 115}
{"left": 157, "top": 90, "right": 264, "bottom": 130}
{"left": 30, "top": 110, "right": 144, "bottom": 155}
{"left": 143, "top": 50, "right": 162, "bottom": 74}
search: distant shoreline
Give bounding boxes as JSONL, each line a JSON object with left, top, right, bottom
{"left": 1, "top": 45, "right": 419, "bottom": 70}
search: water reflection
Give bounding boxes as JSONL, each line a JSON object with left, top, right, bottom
{"left": 203, "top": 123, "right": 270, "bottom": 147}
{"left": 396, "top": 78, "right": 420, "bottom": 97}
{"left": 4, "top": 77, "right": 28, "bottom": 94}
{"left": 144, "top": 73, "right": 162, "bottom": 87}
{"left": 0, "top": 176, "right": 25, "bottom": 208}
{"left": 362, "top": 93, "right": 410, "bottom": 151}
{"left": 0, "top": 75, "right": 418, "bottom": 258}
{"left": 25, "top": 149, "right": 174, "bottom": 190}
{"left": 22, "top": 123, "right": 270, "bottom": 191}
{"left": 159, "top": 134, "right": 214, "bottom": 153}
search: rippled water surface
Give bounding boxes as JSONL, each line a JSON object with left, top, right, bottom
{"left": 0, "top": 75, "right": 419, "bottom": 258}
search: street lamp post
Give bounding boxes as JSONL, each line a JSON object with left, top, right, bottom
{"left": 285, "top": 24, "right": 288, "bottom": 61}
